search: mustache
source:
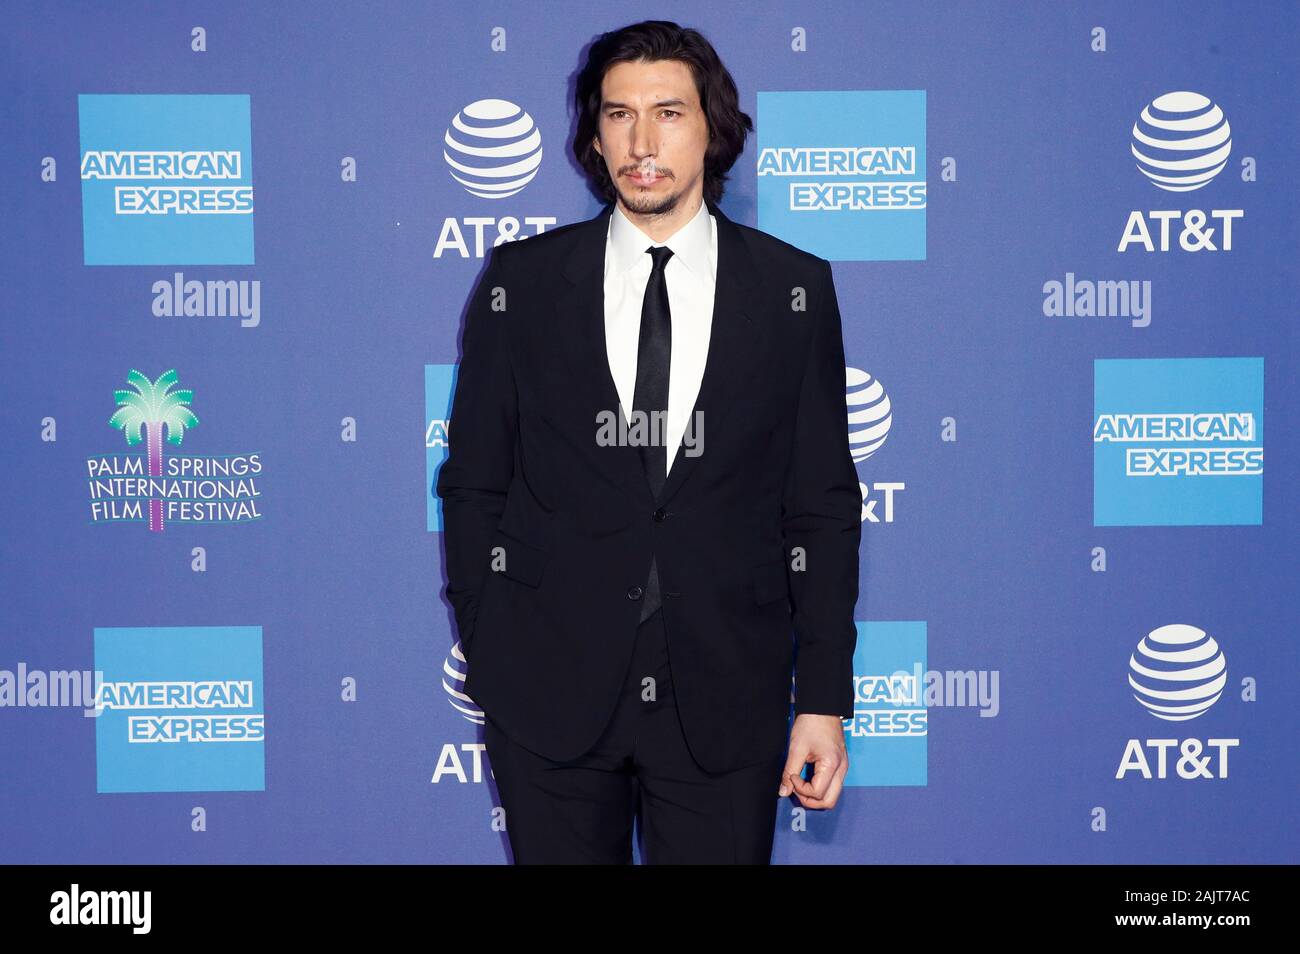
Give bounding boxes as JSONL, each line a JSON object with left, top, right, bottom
{"left": 621, "top": 161, "right": 671, "bottom": 177}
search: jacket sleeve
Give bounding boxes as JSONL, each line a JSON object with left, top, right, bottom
{"left": 782, "top": 257, "right": 862, "bottom": 719}
{"left": 435, "top": 243, "right": 517, "bottom": 652}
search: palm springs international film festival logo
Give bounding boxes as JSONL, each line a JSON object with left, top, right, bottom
{"left": 93, "top": 626, "right": 265, "bottom": 793}
{"left": 846, "top": 366, "right": 904, "bottom": 524}
{"left": 1119, "top": 90, "right": 1244, "bottom": 253}
{"left": 1117, "top": 623, "right": 1239, "bottom": 781}
{"left": 79, "top": 94, "right": 254, "bottom": 265}
{"left": 757, "top": 90, "right": 925, "bottom": 261}
{"left": 87, "top": 369, "right": 264, "bottom": 533}
{"left": 1093, "top": 357, "right": 1262, "bottom": 526}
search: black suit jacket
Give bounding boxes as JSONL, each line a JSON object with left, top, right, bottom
{"left": 436, "top": 196, "right": 861, "bottom": 773}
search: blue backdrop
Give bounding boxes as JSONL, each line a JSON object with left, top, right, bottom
{"left": 1, "top": 0, "right": 1296, "bottom": 864}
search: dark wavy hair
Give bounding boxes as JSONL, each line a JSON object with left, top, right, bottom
{"left": 572, "top": 20, "right": 753, "bottom": 205}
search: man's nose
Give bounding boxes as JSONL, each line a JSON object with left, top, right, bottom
{"left": 631, "top": 115, "right": 657, "bottom": 159}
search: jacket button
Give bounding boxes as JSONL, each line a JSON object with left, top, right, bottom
{"left": 626, "top": 585, "right": 643, "bottom": 600}
{"left": 652, "top": 507, "right": 666, "bottom": 521}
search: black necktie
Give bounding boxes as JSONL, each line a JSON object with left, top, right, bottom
{"left": 632, "top": 244, "right": 673, "bottom": 621}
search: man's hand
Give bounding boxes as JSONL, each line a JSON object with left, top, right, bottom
{"left": 779, "top": 713, "right": 848, "bottom": 808}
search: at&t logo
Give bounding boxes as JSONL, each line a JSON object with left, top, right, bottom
{"left": 1115, "top": 623, "right": 1239, "bottom": 780}
{"left": 847, "top": 367, "right": 904, "bottom": 524}
{"left": 435, "top": 98, "right": 556, "bottom": 258}
{"left": 1118, "top": 91, "right": 1245, "bottom": 253}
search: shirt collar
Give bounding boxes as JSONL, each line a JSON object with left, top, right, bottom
{"left": 606, "top": 197, "right": 715, "bottom": 283}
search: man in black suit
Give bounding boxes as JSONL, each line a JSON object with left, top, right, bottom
{"left": 436, "top": 20, "right": 861, "bottom": 864}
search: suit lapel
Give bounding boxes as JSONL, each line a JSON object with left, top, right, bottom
{"left": 551, "top": 203, "right": 648, "bottom": 503}
{"left": 551, "top": 196, "right": 770, "bottom": 508}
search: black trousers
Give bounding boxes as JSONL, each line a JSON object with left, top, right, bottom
{"left": 483, "top": 606, "right": 789, "bottom": 864}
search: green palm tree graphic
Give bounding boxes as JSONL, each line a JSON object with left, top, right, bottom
{"left": 108, "top": 368, "right": 199, "bottom": 532}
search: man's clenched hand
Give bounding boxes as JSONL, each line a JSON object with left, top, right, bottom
{"left": 779, "top": 713, "right": 848, "bottom": 808}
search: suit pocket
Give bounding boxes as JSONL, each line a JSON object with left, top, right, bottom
{"left": 751, "top": 559, "right": 790, "bottom": 606}
{"left": 488, "top": 528, "right": 549, "bottom": 588}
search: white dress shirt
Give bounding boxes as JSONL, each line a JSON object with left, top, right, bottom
{"left": 602, "top": 197, "right": 717, "bottom": 477}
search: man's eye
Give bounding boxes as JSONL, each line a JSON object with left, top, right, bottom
{"left": 660, "top": 110, "right": 679, "bottom": 119}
